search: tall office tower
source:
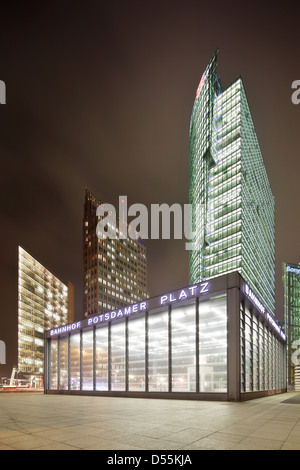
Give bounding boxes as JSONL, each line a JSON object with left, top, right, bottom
{"left": 83, "top": 188, "right": 148, "bottom": 318}
{"left": 283, "top": 262, "right": 300, "bottom": 386}
{"left": 189, "top": 49, "right": 275, "bottom": 317}
{"left": 18, "top": 246, "right": 74, "bottom": 386}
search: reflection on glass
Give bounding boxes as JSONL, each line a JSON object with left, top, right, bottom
{"left": 82, "top": 330, "right": 94, "bottom": 390}
{"left": 111, "top": 322, "right": 125, "bottom": 391}
{"left": 95, "top": 326, "right": 108, "bottom": 391}
{"left": 171, "top": 303, "right": 196, "bottom": 392}
{"left": 245, "top": 309, "right": 252, "bottom": 392}
{"left": 148, "top": 310, "right": 168, "bottom": 391}
{"left": 265, "top": 329, "right": 269, "bottom": 390}
{"left": 70, "top": 333, "right": 80, "bottom": 390}
{"left": 270, "top": 333, "right": 274, "bottom": 389}
{"left": 199, "top": 295, "right": 227, "bottom": 392}
{"left": 259, "top": 324, "right": 265, "bottom": 390}
{"left": 240, "top": 304, "right": 285, "bottom": 393}
{"left": 253, "top": 316, "right": 259, "bottom": 391}
{"left": 128, "top": 317, "right": 145, "bottom": 391}
{"left": 59, "top": 336, "right": 68, "bottom": 390}
{"left": 50, "top": 339, "right": 58, "bottom": 390}
{"left": 240, "top": 306, "right": 245, "bottom": 392}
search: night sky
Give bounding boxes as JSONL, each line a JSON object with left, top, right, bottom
{"left": 0, "top": 1, "right": 299, "bottom": 376}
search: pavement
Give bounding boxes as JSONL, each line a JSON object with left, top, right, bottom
{"left": 0, "top": 391, "right": 300, "bottom": 450}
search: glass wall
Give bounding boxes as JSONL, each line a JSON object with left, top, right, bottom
{"left": 264, "top": 328, "right": 270, "bottom": 390}
{"left": 95, "top": 326, "right": 108, "bottom": 391}
{"left": 46, "top": 291, "right": 285, "bottom": 398}
{"left": 70, "top": 333, "right": 80, "bottom": 390}
{"left": 128, "top": 316, "right": 145, "bottom": 391}
{"left": 49, "top": 338, "right": 58, "bottom": 390}
{"left": 240, "top": 302, "right": 286, "bottom": 393}
{"left": 171, "top": 303, "right": 196, "bottom": 392}
{"left": 283, "top": 262, "right": 300, "bottom": 386}
{"left": 240, "top": 305, "right": 245, "bottom": 393}
{"left": 244, "top": 307, "right": 252, "bottom": 392}
{"left": 199, "top": 296, "right": 227, "bottom": 392}
{"left": 259, "top": 323, "right": 265, "bottom": 390}
{"left": 253, "top": 315, "right": 259, "bottom": 391}
{"left": 59, "top": 336, "right": 68, "bottom": 390}
{"left": 148, "top": 309, "right": 169, "bottom": 392}
{"left": 82, "top": 330, "right": 94, "bottom": 390}
{"left": 111, "top": 322, "right": 126, "bottom": 391}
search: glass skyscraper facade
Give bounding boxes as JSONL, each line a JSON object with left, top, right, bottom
{"left": 189, "top": 50, "right": 275, "bottom": 318}
{"left": 18, "top": 246, "right": 74, "bottom": 387}
{"left": 283, "top": 262, "right": 300, "bottom": 386}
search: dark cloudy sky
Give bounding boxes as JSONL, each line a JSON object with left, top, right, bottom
{"left": 0, "top": 1, "right": 299, "bottom": 375}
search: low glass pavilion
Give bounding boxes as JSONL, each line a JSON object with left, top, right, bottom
{"left": 45, "top": 272, "right": 286, "bottom": 401}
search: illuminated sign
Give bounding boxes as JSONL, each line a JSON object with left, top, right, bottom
{"left": 160, "top": 282, "right": 209, "bottom": 305}
{"left": 244, "top": 284, "right": 265, "bottom": 315}
{"left": 47, "top": 280, "right": 285, "bottom": 341}
{"left": 50, "top": 322, "right": 81, "bottom": 336}
{"left": 266, "top": 313, "right": 286, "bottom": 340}
{"left": 196, "top": 73, "right": 205, "bottom": 100}
{"left": 48, "top": 281, "right": 210, "bottom": 338}
{"left": 287, "top": 265, "right": 300, "bottom": 275}
{"left": 88, "top": 301, "right": 147, "bottom": 326}
{"left": 243, "top": 284, "right": 286, "bottom": 341}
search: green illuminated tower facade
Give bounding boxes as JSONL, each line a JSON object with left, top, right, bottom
{"left": 189, "top": 50, "right": 275, "bottom": 317}
{"left": 283, "top": 262, "right": 300, "bottom": 386}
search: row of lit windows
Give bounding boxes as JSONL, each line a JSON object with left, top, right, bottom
{"left": 19, "top": 254, "right": 68, "bottom": 293}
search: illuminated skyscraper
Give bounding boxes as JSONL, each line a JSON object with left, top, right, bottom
{"left": 18, "top": 246, "right": 74, "bottom": 386}
{"left": 283, "top": 262, "right": 300, "bottom": 386}
{"left": 189, "top": 49, "right": 275, "bottom": 317}
{"left": 83, "top": 188, "right": 148, "bottom": 318}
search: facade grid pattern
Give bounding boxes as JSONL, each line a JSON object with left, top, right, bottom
{"left": 189, "top": 50, "right": 275, "bottom": 318}
{"left": 18, "top": 246, "right": 73, "bottom": 386}
{"left": 83, "top": 189, "right": 149, "bottom": 318}
{"left": 239, "top": 302, "right": 286, "bottom": 393}
{"left": 283, "top": 262, "right": 300, "bottom": 386}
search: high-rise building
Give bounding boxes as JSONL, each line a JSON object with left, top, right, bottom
{"left": 18, "top": 246, "right": 74, "bottom": 387}
{"left": 283, "top": 262, "right": 300, "bottom": 386}
{"left": 189, "top": 49, "right": 275, "bottom": 317}
{"left": 83, "top": 188, "right": 148, "bottom": 318}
